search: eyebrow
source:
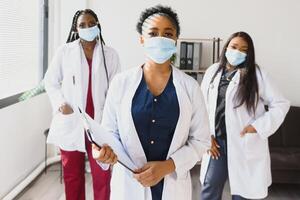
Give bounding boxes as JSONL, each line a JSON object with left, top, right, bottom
{"left": 148, "top": 27, "right": 175, "bottom": 31}
{"left": 231, "top": 43, "right": 248, "bottom": 49}
{"left": 164, "top": 27, "right": 175, "bottom": 31}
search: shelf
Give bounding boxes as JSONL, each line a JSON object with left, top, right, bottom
{"left": 180, "top": 69, "right": 206, "bottom": 73}
{"left": 178, "top": 38, "right": 222, "bottom": 42}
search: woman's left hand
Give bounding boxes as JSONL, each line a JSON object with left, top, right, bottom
{"left": 133, "top": 159, "right": 175, "bottom": 187}
{"left": 240, "top": 125, "right": 257, "bottom": 137}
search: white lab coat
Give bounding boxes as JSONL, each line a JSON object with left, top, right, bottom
{"left": 44, "top": 39, "right": 120, "bottom": 152}
{"left": 200, "top": 63, "right": 290, "bottom": 199}
{"left": 99, "top": 66, "right": 210, "bottom": 200}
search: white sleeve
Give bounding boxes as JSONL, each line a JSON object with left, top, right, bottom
{"left": 44, "top": 46, "right": 66, "bottom": 113}
{"left": 251, "top": 69, "right": 290, "bottom": 139}
{"left": 170, "top": 82, "right": 211, "bottom": 179}
{"left": 108, "top": 49, "right": 121, "bottom": 83}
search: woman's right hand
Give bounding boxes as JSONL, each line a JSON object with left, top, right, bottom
{"left": 59, "top": 103, "right": 74, "bottom": 115}
{"left": 208, "top": 135, "right": 221, "bottom": 159}
{"left": 92, "top": 144, "right": 118, "bottom": 165}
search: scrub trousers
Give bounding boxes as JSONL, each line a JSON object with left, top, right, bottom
{"left": 201, "top": 138, "right": 248, "bottom": 200}
{"left": 60, "top": 134, "right": 111, "bottom": 200}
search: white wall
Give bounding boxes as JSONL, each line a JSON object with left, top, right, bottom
{"left": 0, "top": 94, "right": 52, "bottom": 198}
{"left": 0, "top": 0, "right": 89, "bottom": 198}
{"left": 49, "top": 0, "right": 88, "bottom": 59}
{"left": 88, "top": 0, "right": 300, "bottom": 106}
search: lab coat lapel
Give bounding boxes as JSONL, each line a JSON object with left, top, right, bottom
{"left": 167, "top": 67, "right": 192, "bottom": 157}
{"left": 78, "top": 41, "right": 89, "bottom": 112}
{"left": 208, "top": 69, "right": 222, "bottom": 136}
{"left": 122, "top": 67, "right": 148, "bottom": 168}
{"left": 70, "top": 40, "right": 85, "bottom": 111}
{"left": 91, "top": 42, "right": 106, "bottom": 119}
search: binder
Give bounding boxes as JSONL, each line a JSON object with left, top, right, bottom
{"left": 179, "top": 42, "right": 187, "bottom": 69}
{"left": 186, "top": 72, "right": 197, "bottom": 80}
{"left": 193, "top": 42, "right": 202, "bottom": 70}
{"left": 186, "top": 42, "right": 194, "bottom": 70}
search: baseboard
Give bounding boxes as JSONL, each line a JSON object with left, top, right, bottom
{"left": 2, "top": 156, "right": 61, "bottom": 200}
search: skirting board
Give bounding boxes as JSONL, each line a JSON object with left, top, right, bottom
{"left": 3, "top": 156, "right": 61, "bottom": 200}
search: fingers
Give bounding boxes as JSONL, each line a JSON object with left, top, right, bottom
{"left": 134, "top": 171, "right": 156, "bottom": 187}
{"left": 240, "top": 127, "right": 248, "bottom": 137}
{"left": 92, "top": 144, "right": 118, "bottom": 165}
{"left": 134, "top": 164, "right": 157, "bottom": 187}
{"left": 209, "top": 148, "right": 220, "bottom": 160}
{"left": 59, "top": 103, "right": 74, "bottom": 114}
{"left": 212, "top": 138, "right": 221, "bottom": 148}
{"left": 209, "top": 136, "right": 221, "bottom": 159}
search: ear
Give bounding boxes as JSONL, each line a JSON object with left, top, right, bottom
{"left": 139, "top": 36, "right": 144, "bottom": 46}
{"left": 174, "top": 38, "right": 178, "bottom": 46}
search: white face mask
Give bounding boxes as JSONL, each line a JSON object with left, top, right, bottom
{"left": 225, "top": 48, "right": 247, "bottom": 66}
{"left": 143, "top": 37, "right": 177, "bottom": 64}
{"left": 78, "top": 25, "right": 100, "bottom": 42}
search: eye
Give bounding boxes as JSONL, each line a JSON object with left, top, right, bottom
{"left": 148, "top": 32, "right": 158, "bottom": 37}
{"left": 164, "top": 32, "right": 174, "bottom": 38}
{"left": 78, "top": 23, "right": 85, "bottom": 28}
{"left": 88, "top": 22, "right": 97, "bottom": 27}
{"left": 229, "top": 45, "right": 237, "bottom": 50}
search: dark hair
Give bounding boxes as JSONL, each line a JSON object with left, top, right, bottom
{"left": 66, "top": 9, "right": 105, "bottom": 44}
{"left": 217, "top": 31, "right": 259, "bottom": 114}
{"left": 136, "top": 5, "right": 180, "bottom": 37}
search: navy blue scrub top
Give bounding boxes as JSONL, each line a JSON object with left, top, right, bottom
{"left": 131, "top": 71, "right": 180, "bottom": 200}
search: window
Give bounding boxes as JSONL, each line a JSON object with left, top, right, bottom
{"left": 0, "top": 0, "right": 45, "bottom": 101}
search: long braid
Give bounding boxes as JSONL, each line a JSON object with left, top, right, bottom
{"left": 66, "top": 11, "right": 81, "bottom": 43}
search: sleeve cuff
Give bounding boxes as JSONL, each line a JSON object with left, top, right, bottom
{"left": 96, "top": 161, "right": 110, "bottom": 171}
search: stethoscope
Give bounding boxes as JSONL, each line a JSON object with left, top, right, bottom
{"left": 206, "top": 68, "right": 238, "bottom": 103}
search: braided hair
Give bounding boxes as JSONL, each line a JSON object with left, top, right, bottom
{"left": 66, "top": 9, "right": 105, "bottom": 44}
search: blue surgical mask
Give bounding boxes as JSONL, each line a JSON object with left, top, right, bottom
{"left": 225, "top": 48, "right": 247, "bottom": 66}
{"left": 143, "top": 37, "right": 177, "bottom": 64}
{"left": 78, "top": 25, "right": 100, "bottom": 42}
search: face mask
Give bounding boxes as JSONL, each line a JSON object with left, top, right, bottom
{"left": 225, "top": 48, "right": 247, "bottom": 66}
{"left": 143, "top": 37, "right": 177, "bottom": 64}
{"left": 78, "top": 25, "right": 100, "bottom": 42}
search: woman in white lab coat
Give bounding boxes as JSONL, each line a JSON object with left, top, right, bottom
{"left": 44, "top": 9, "right": 120, "bottom": 200}
{"left": 200, "top": 31, "right": 290, "bottom": 200}
{"left": 92, "top": 5, "right": 210, "bottom": 200}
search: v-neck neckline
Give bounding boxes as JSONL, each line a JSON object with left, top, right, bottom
{"left": 142, "top": 70, "right": 173, "bottom": 98}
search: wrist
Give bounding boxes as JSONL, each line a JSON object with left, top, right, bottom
{"left": 164, "top": 159, "right": 175, "bottom": 175}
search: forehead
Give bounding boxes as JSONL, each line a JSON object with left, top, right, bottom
{"left": 229, "top": 37, "right": 248, "bottom": 47}
{"left": 143, "top": 15, "right": 176, "bottom": 31}
{"left": 77, "top": 13, "right": 96, "bottom": 23}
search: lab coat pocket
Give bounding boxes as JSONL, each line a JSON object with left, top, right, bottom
{"left": 50, "top": 112, "right": 77, "bottom": 136}
{"left": 244, "top": 134, "right": 267, "bottom": 160}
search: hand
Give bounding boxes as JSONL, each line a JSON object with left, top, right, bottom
{"left": 92, "top": 144, "right": 118, "bottom": 165}
{"left": 208, "top": 135, "right": 220, "bottom": 159}
{"left": 133, "top": 160, "right": 175, "bottom": 187}
{"left": 240, "top": 125, "right": 257, "bottom": 137}
{"left": 59, "top": 103, "right": 73, "bottom": 115}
